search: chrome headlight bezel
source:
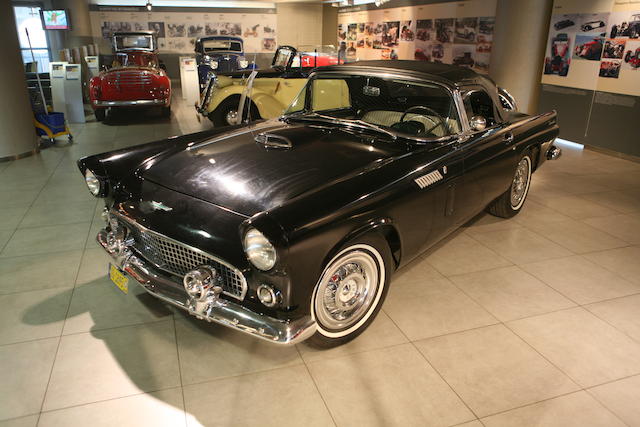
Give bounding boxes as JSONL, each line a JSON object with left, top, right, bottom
{"left": 84, "top": 169, "right": 102, "bottom": 197}
{"left": 243, "top": 227, "right": 277, "bottom": 271}
{"left": 238, "top": 57, "right": 249, "bottom": 69}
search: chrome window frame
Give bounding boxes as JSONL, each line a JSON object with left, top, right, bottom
{"left": 458, "top": 84, "right": 505, "bottom": 134}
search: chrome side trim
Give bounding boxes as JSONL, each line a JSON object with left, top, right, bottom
{"left": 97, "top": 230, "right": 317, "bottom": 345}
{"left": 94, "top": 99, "right": 167, "bottom": 107}
{"left": 113, "top": 211, "right": 248, "bottom": 301}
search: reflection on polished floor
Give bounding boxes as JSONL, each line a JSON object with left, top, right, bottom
{"left": 1, "top": 96, "right": 640, "bottom": 426}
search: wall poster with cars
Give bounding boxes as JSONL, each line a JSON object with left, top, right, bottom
{"left": 337, "top": 0, "right": 496, "bottom": 74}
{"left": 541, "top": 0, "right": 640, "bottom": 97}
{"left": 89, "top": 7, "right": 277, "bottom": 55}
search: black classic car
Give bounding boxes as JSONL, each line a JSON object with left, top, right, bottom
{"left": 79, "top": 61, "right": 561, "bottom": 347}
{"left": 554, "top": 19, "right": 575, "bottom": 30}
{"left": 610, "top": 14, "right": 640, "bottom": 38}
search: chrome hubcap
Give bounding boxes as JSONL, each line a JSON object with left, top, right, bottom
{"left": 225, "top": 109, "right": 238, "bottom": 125}
{"left": 510, "top": 157, "right": 531, "bottom": 208}
{"left": 315, "top": 251, "right": 378, "bottom": 331}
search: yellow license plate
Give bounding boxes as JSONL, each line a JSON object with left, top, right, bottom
{"left": 109, "top": 264, "right": 129, "bottom": 294}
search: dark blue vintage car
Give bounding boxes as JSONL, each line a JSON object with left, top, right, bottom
{"left": 194, "top": 36, "right": 255, "bottom": 89}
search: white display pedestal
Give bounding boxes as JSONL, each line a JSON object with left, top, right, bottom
{"left": 49, "top": 61, "right": 68, "bottom": 116}
{"left": 85, "top": 56, "right": 100, "bottom": 78}
{"left": 63, "top": 64, "right": 85, "bottom": 124}
{"left": 179, "top": 56, "right": 199, "bottom": 106}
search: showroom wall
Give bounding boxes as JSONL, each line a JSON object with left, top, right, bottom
{"left": 538, "top": 0, "right": 640, "bottom": 158}
{"left": 491, "top": 0, "right": 553, "bottom": 114}
{"left": 277, "top": 3, "right": 323, "bottom": 47}
{"left": 84, "top": 2, "right": 329, "bottom": 77}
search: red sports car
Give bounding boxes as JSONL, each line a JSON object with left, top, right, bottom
{"left": 89, "top": 31, "right": 171, "bottom": 121}
{"left": 624, "top": 47, "right": 640, "bottom": 68}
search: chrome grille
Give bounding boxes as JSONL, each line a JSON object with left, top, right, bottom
{"left": 216, "top": 57, "right": 235, "bottom": 73}
{"left": 122, "top": 220, "right": 247, "bottom": 300}
{"left": 106, "top": 71, "right": 153, "bottom": 89}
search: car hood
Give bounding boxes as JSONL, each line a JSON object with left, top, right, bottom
{"left": 142, "top": 121, "right": 403, "bottom": 216}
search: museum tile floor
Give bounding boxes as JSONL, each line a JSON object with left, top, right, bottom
{"left": 1, "top": 96, "right": 640, "bottom": 427}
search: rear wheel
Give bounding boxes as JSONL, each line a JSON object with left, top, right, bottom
{"left": 307, "top": 234, "right": 392, "bottom": 348}
{"left": 161, "top": 105, "right": 171, "bottom": 117}
{"left": 94, "top": 109, "right": 106, "bottom": 122}
{"left": 487, "top": 150, "right": 533, "bottom": 218}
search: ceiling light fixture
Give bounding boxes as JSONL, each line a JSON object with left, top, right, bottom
{"left": 146, "top": 1, "right": 152, "bottom": 11}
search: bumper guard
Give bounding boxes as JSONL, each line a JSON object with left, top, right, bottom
{"left": 97, "top": 229, "right": 316, "bottom": 345}
{"left": 93, "top": 99, "right": 168, "bottom": 107}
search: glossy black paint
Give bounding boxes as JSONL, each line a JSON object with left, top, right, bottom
{"left": 78, "top": 62, "right": 559, "bottom": 322}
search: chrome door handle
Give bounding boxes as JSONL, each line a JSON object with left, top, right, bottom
{"left": 504, "top": 132, "right": 514, "bottom": 144}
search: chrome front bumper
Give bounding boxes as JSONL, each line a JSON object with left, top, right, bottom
{"left": 93, "top": 99, "right": 168, "bottom": 107}
{"left": 97, "top": 229, "right": 316, "bottom": 345}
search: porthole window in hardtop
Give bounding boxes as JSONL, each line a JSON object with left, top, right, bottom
{"left": 463, "top": 89, "right": 499, "bottom": 127}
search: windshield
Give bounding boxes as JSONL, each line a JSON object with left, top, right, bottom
{"left": 202, "top": 40, "right": 242, "bottom": 52}
{"left": 284, "top": 74, "right": 461, "bottom": 139}
{"left": 273, "top": 47, "right": 295, "bottom": 68}
{"left": 115, "top": 35, "right": 153, "bottom": 50}
{"left": 113, "top": 52, "right": 158, "bottom": 68}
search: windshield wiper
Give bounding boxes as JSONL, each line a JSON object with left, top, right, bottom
{"left": 285, "top": 113, "right": 397, "bottom": 140}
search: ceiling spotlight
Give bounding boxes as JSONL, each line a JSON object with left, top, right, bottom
{"left": 145, "top": 1, "right": 152, "bottom": 11}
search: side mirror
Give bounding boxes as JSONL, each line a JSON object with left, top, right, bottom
{"left": 470, "top": 115, "right": 487, "bottom": 131}
{"left": 159, "top": 63, "right": 167, "bottom": 71}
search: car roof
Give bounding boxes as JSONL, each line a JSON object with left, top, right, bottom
{"left": 316, "top": 60, "right": 482, "bottom": 86}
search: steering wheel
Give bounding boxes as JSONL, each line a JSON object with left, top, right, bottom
{"left": 400, "top": 106, "right": 447, "bottom": 135}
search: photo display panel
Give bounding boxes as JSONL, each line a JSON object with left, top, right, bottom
{"left": 90, "top": 8, "right": 277, "bottom": 54}
{"left": 337, "top": 0, "right": 497, "bottom": 74}
{"left": 542, "top": 0, "right": 640, "bottom": 97}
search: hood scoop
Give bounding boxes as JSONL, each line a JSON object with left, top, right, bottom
{"left": 254, "top": 132, "right": 292, "bottom": 149}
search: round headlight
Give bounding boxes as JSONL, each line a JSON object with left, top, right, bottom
{"left": 243, "top": 228, "right": 277, "bottom": 271}
{"left": 238, "top": 58, "right": 249, "bottom": 68}
{"left": 84, "top": 170, "right": 101, "bottom": 196}
{"left": 210, "top": 61, "right": 219, "bottom": 70}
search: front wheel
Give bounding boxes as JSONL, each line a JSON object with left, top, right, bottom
{"left": 487, "top": 151, "right": 533, "bottom": 218}
{"left": 209, "top": 97, "right": 260, "bottom": 128}
{"left": 307, "top": 236, "right": 392, "bottom": 348}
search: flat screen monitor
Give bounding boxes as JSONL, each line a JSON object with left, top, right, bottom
{"left": 40, "top": 10, "right": 71, "bottom": 30}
